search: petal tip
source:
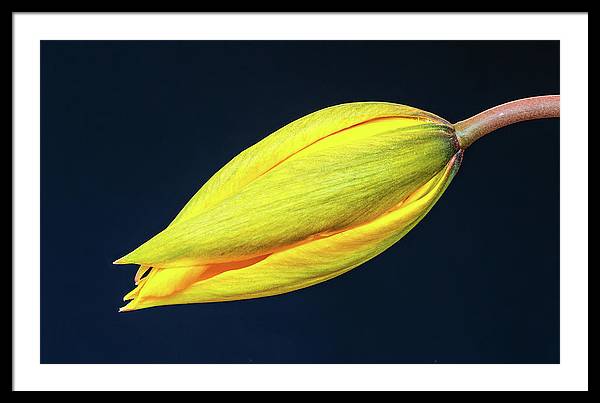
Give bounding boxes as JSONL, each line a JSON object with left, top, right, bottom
{"left": 113, "top": 255, "right": 132, "bottom": 265}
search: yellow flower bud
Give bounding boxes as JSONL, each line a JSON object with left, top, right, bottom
{"left": 115, "top": 102, "right": 463, "bottom": 311}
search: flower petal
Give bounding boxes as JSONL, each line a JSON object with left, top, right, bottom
{"left": 121, "top": 151, "right": 462, "bottom": 311}
{"left": 170, "top": 102, "right": 452, "bottom": 225}
{"left": 116, "top": 118, "right": 457, "bottom": 268}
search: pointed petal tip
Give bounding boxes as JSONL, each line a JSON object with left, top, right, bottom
{"left": 113, "top": 255, "right": 131, "bottom": 265}
{"left": 113, "top": 248, "right": 145, "bottom": 265}
{"left": 119, "top": 297, "right": 140, "bottom": 312}
{"left": 123, "top": 288, "right": 138, "bottom": 301}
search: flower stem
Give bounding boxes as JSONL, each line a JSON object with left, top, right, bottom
{"left": 454, "top": 95, "right": 560, "bottom": 149}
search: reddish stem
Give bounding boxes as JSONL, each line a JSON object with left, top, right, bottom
{"left": 454, "top": 95, "right": 560, "bottom": 149}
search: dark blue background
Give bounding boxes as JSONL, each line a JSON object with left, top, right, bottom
{"left": 41, "top": 41, "right": 559, "bottom": 363}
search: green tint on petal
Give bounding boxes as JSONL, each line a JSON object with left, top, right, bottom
{"left": 170, "top": 102, "right": 452, "bottom": 225}
{"left": 120, "top": 151, "right": 462, "bottom": 311}
{"left": 118, "top": 118, "right": 457, "bottom": 268}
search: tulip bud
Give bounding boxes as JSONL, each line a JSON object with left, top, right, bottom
{"left": 116, "top": 102, "right": 464, "bottom": 311}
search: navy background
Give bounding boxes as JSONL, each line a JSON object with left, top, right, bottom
{"left": 41, "top": 41, "right": 559, "bottom": 363}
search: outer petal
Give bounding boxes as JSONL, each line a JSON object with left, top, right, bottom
{"left": 116, "top": 118, "right": 457, "bottom": 268}
{"left": 120, "top": 151, "right": 463, "bottom": 311}
{"left": 170, "top": 102, "right": 452, "bottom": 224}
